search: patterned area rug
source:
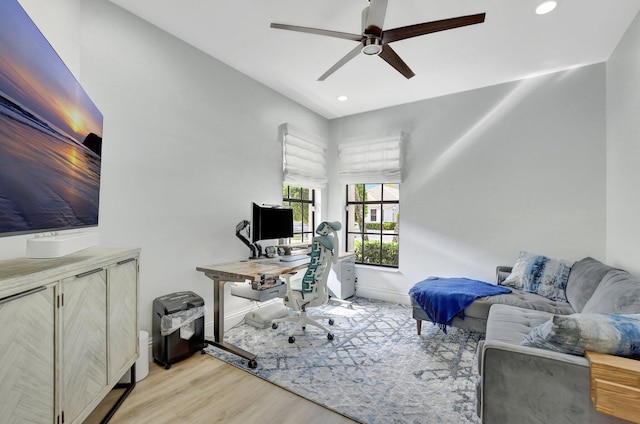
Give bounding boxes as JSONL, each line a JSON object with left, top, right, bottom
{"left": 206, "top": 297, "right": 482, "bottom": 424}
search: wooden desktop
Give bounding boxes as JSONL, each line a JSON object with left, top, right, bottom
{"left": 196, "top": 257, "right": 309, "bottom": 368}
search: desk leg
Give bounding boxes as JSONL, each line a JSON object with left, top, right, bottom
{"left": 203, "top": 278, "right": 257, "bottom": 369}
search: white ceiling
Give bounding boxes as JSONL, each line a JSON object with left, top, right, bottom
{"left": 109, "top": 0, "right": 640, "bottom": 119}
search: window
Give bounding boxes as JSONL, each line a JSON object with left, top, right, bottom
{"left": 283, "top": 185, "right": 315, "bottom": 244}
{"left": 346, "top": 183, "right": 399, "bottom": 268}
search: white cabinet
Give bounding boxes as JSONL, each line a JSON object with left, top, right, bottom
{"left": 61, "top": 268, "right": 108, "bottom": 424}
{"left": 328, "top": 253, "right": 356, "bottom": 299}
{"left": 0, "top": 247, "right": 139, "bottom": 424}
{"left": 107, "top": 258, "right": 139, "bottom": 383}
{"left": 0, "top": 284, "right": 56, "bottom": 424}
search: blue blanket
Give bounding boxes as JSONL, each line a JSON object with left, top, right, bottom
{"left": 409, "top": 277, "right": 512, "bottom": 333}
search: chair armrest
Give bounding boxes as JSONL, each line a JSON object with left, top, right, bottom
{"left": 495, "top": 266, "right": 512, "bottom": 285}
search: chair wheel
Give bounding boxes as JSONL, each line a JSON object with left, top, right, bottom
{"left": 272, "top": 323, "right": 278, "bottom": 329}
{"left": 248, "top": 359, "right": 258, "bottom": 369}
{"left": 302, "top": 326, "right": 306, "bottom": 330}
{"left": 288, "top": 336, "right": 295, "bottom": 343}
{"left": 328, "top": 319, "right": 334, "bottom": 325}
{"left": 201, "top": 349, "right": 207, "bottom": 354}
{"left": 164, "top": 363, "right": 171, "bottom": 370}
{"left": 327, "top": 333, "right": 334, "bottom": 341}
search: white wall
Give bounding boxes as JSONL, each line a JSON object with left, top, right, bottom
{"left": 606, "top": 10, "right": 640, "bottom": 276}
{"left": 4, "top": 0, "right": 630, "bottom": 332}
{"left": 5, "top": 0, "right": 329, "bottom": 335}
{"left": 328, "top": 64, "right": 607, "bottom": 303}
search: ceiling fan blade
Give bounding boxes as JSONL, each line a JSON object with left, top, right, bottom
{"left": 271, "top": 23, "right": 362, "bottom": 42}
{"left": 364, "top": 0, "right": 388, "bottom": 36}
{"left": 318, "top": 43, "right": 363, "bottom": 81}
{"left": 382, "top": 13, "right": 486, "bottom": 44}
{"left": 378, "top": 44, "right": 415, "bottom": 79}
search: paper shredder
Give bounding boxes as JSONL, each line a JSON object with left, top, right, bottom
{"left": 152, "top": 291, "right": 205, "bottom": 369}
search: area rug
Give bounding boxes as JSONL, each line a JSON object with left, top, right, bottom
{"left": 206, "top": 297, "right": 482, "bottom": 424}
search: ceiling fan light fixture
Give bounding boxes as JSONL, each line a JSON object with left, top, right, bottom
{"left": 271, "top": 5, "right": 486, "bottom": 81}
{"left": 536, "top": 1, "right": 557, "bottom": 15}
{"left": 362, "top": 37, "right": 382, "bottom": 55}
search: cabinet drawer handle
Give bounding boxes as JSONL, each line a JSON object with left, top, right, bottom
{"left": 76, "top": 268, "right": 104, "bottom": 278}
{"left": 117, "top": 258, "right": 136, "bottom": 265}
{"left": 0, "top": 286, "right": 46, "bottom": 305}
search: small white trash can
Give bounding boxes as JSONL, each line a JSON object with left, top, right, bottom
{"left": 136, "top": 330, "right": 149, "bottom": 382}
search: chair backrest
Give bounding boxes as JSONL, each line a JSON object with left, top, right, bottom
{"left": 300, "top": 221, "right": 341, "bottom": 299}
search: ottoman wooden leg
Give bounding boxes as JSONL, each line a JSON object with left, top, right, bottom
{"left": 416, "top": 319, "right": 422, "bottom": 335}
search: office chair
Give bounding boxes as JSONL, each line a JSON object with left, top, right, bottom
{"left": 271, "top": 221, "right": 342, "bottom": 343}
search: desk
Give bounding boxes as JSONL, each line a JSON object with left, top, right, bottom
{"left": 196, "top": 258, "right": 309, "bottom": 368}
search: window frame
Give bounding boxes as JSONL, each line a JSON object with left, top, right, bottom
{"left": 283, "top": 185, "right": 315, "bottom": 244}
{"left": 345, "top": 183, "right": 399, "bottom": 268}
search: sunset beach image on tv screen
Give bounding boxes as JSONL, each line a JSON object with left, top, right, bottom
{"left": 0, "top": 0, "right": 103, "bottom": 236}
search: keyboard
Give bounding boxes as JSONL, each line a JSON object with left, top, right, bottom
{"left": 280, "top": 254, "right": 309, "bottom": 262}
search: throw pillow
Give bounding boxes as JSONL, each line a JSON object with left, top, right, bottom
{"left": 521, "top": 313, "right": 640, "bottom": 357}
{"left": 502, "top": 251, "right": 574, "bottom": 302}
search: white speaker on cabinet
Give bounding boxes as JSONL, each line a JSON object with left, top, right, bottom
{"left": 26, "top": 232, "right": 99, "bottom": 258}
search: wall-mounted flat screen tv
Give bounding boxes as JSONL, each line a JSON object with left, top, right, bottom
{"left": 0, "top": 0, "right": 103, "bottom": 237}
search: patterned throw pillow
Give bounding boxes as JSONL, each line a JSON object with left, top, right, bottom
{"left": 502, "top": 251, "right": 574, "bottom": 302}
{"left": 521, "top": 313, "right": 640, "bottom": 357}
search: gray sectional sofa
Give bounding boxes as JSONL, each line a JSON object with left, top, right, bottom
{"left": 411, "top": 264, "right": 576, "bottom": 334}
{"left": 412, "top": 257, "right": 640, "bottom": 423}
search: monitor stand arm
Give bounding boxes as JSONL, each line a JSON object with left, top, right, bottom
{"left": 235, "top": 220, "right": 261, "bottom": 259}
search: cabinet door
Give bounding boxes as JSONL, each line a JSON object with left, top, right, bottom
{"left": 108, "top": 257, "right": 139, "bottom": 382}
{"left": 0, "top": 285, "right": 56, "bottom": 424}
{"left": 62, "top": 269, "right": 107, "bottom": 424}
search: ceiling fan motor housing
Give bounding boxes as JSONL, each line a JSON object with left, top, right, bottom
{"left": 362, "top": 37, "right": 382, "bottom": 55}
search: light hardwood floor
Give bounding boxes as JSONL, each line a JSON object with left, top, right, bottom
{"left": 109, "top": 353, "right": 358, "bottom": 424}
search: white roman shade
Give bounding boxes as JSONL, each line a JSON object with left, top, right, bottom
{"left": 338, "top": 133, "right": 405, "bottom": 184}
{"left": 281, "top": 123, "right": 328, "bottom": 189}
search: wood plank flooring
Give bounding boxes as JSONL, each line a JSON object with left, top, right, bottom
{"left": 109, "top": 353, "right": 358, "bottom": 424}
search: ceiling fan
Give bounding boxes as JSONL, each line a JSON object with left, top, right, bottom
{"left": 271, "top": 0, "right": 485, "bottom": 81}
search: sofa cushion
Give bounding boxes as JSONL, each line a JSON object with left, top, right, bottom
{"left": 521, "top": 313, "right": 640, "bottom": 357}
{"left": 565, "top": 257, "right": 618, "bottom": 313}
{"left": 502, "top": 251, "right": 574, "bottom": 302}
{"left": 478, "top": 305, "right": 555, "bottom": 373}
{"left": 485, "top": 304, "right": 554, "bottom": 345}
{"left": 581, "top": 269, "right": 640, "bottom": 314}
{"left": 474, "top": 291, "right": 576, "bottom": 316}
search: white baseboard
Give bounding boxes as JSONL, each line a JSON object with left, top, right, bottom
{"left": 145, "top": 298, "right": 283, "bottom": 361}
{"left": 144, "top": 291, "right": 410, "bottom": 364}
{"left": 204, "top": 298, "right": 282, "bottom": 337}
{"left": 355, "top": 285, "right": 410, "bottom": 305}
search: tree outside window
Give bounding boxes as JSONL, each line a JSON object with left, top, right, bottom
{"left": 346, "top": 183, "right": 399, "bottom": 267}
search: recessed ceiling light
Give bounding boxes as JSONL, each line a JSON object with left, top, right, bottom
{"left": 337, "top": 95, "right": 349, "bottom": 102}
{"left": 536, "top": 1, "right": 557, "bottom": 15}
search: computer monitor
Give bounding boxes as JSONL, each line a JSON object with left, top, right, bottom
{"left": 251, "top": 203, "right": 294, "bottom": 243}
